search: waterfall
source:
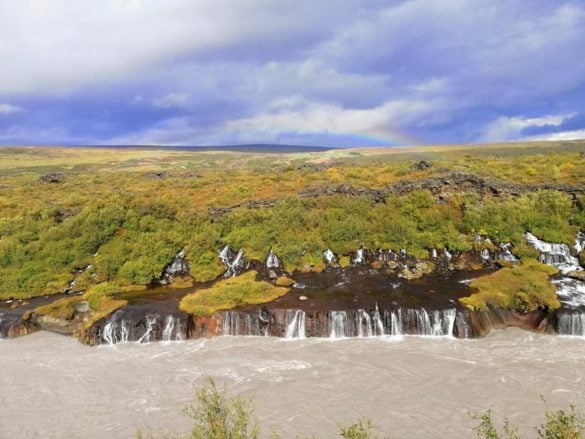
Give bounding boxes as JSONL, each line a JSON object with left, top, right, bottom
{"left": 161, "top": 249, "right": 189, "bottom": 283}
{"left": 403, "top": 308, "right": 432, "bottom": 334}
{"left": 329, "top": 311, "right": 348, "bottom": 338}
{"left": 219, "top": 245, "right": 231, "bottom": 265}
{"left": 284, "top": 310, "right": 306, "bottom": 339}
{"left": 356, "top": 309, "right": 373, "bottom": 337}
{"left": 266, "top": 249, "right": 280, "bottom": 268}
{"left": 352, "top": 248, "right": 365, "bottom": 265}
{"left": 323, "top": 249, "right": 338, "bottom": 266}
{"left": 557, "top": 312, "right": 585, "bottom": 336}
{"left": 525, "top": 232, "right": 581, "bottom": 274}
{"left": 431, "top": 309, "right": 456, "bottom": 337}
{"left": 443, "top": 248, "right": 452, "bottom": 262}
{"left": 220, "top": 311, "right": 265, "bottom": 336}
{"left": 553, "top": 278, "right": 585, "bottom": 307}
{"left": 162, "top": 315, "right": 184, "bottom": 342}
{"left": 480, "top": 248, "right": 490, "bottom": 261}
{"left": 495, "top": 243, "right": 518, "bottom": 262}
{"left": 430, "top": 248, "right": 438, "bottom": 259}
{"left": 387, "top": 310, "right": 403, "bottom": 337}
{"left": 137, "top": 315, "right": 158, "bottom": 343}
{"left": 101, "top": 317, "right": 130, "bottom": 345}
{"left": 372, "top": 304, "right": 385, "bottom": 336}
{"left": 221, "top": 311, "right": 239, "bottom": 336}
{"left": 575, "top": 232, "right": 585, "bottom": 253}
{"left": 218, "top": 246, "right": 247, "bottom": 277}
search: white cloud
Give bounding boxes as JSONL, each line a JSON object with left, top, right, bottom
{"left": 480, "top": 114, "right": 574, "bottom": 142}
{"left": 529, "top": 129, "right": 585, "bottom": 141}
{"left": 0, "top": 103, "right": 24, "bottom": 115}
{"left": 153, "top": 93, "right": 190, "bottom": 109}
{"left": 0, "top": 0, "right": 360, "bottom": 96}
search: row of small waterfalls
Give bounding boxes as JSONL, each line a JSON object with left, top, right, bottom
{"left": 92, "top": 306, "right": 465, "bottom": 345}
{"left": 2, "top": 232, "right": 585, "bottom": 344}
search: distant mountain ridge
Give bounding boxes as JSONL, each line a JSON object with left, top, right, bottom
{"left": 84, "top": 143, "right": 334, "bottom": 153}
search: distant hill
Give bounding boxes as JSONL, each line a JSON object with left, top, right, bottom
{"left": 90, "top": 143, "right": 334, "bottom": 153}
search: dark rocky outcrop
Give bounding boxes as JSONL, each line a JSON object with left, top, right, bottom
{"left": 413, "top": 160, "right": 432, "bottom": 170}
{"left": 40, "top": 173, "right": 65, "bottom": 184}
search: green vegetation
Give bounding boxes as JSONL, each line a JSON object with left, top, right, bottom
{"left": 138, "top": 378, "right": 585, "bottom": 438}
{"left": 0, "top": 142, "right": 584, "bottom": 301}
{"left": 460, "top": 262, "right": 560, "bottom": 313}
{"left": 473, "top": 404, "right": 585, "bottom": 439}
{"left": 137, "top": 377, "right": 389, "bottom": 439}
{"left": 179, "top": 271, "right": 289, "bottom": 316}
{"left": 34, "top": 295, "right": 84, "bottom": 320}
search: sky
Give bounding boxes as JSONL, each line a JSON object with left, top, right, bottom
{"left": 0, "top": 0, "right": 585, "bottom": 148}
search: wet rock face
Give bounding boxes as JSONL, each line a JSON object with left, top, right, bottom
{"left": 161, "top": 250, "right": 190, "bottom": 284}
{"left": 218, "top": 246, "right": 247, "bottom": 277}
{"left": 468, "top": 307, "right": 550, "bottom": 337}
{"left": 413, "top": 160, "right": 432, "bottom": 170}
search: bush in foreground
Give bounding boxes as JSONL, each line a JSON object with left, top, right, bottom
{"left": 137, "top": 378, "right": 388, "bottom": 439}
{"left": 473, "top": 404, "right": 585, "bottom": 439}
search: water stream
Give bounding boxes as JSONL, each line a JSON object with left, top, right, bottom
{"left": 2, "top": 330, "right": 585, "bottom": 438}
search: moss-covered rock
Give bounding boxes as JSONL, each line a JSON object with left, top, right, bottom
{"left": 180, "top": 270, "right": 289, "bottom": 316}
{"left": 275, "top": 276, "right": 295, "bottom": 287}
{"left": 459, "top": 261, "right": 560, "bottom": 313}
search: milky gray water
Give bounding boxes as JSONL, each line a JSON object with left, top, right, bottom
{"left": 2, "top": 330, "right": 585, "bottom": 439}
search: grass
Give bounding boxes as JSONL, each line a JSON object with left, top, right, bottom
{"left": 179, "top": 271, "right": 289, "bottom": 316}
{"left": 1, "top": 141, "right": 584, "bottom": 300}
{"left": 34, "top": 295, "right": 84, "bottom": 320}
{"left": 460, "top": 261, "right": 560, "bottom": 312}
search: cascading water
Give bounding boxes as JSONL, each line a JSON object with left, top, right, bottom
{"left": 386, "top": 310, "right": 403, "bottom": 337}
{"left": 356, "top": 309, "right": 373, "bottom": 337}
{"left": 525, "top": 232, "right": 585, "bottom": 312}
{"left": 284, "top": 310, "right": 306, "bottom": 339}
{"left": 443, "top": 248, "right": 452, "bottom": 262}
{"left": 557, "top": 312, "right": 585, "bottom": 337}
{"left": 162, "top": 315, "right": 185, "bottom": 342}
{"left": 136, "top": 315, "right": 157, "bottom": 343}
{"left": 372, "top": 304, "right": 385, "bottom": 336}
{"left": 576, "top": 232, "right": 585, "bottom": 253}
{"left": 525, "top": 232, "right": 581, "bottom": 274}
{"left": 324, "top": 307, "right": 459, "bottom": 339}
{"left": 219, "top": 246, "right": 247, "bottom": 277}
{"left": 480, "top": 248, "right": 490, "bottom": 261}
{"left": 352, "top": 248, "right": 365, "bottom": 265}
{"left": 220, "top": 311, "right": 266, "bottom": 336}
{"left": 101, "top": 316, "right": 130, "bottom": 345}
{"left": 160, "top": 249, "right": 189, "bottom": 284}
{"left": 329, "top": 311, "right": 348, "bottom": 338}
{"left": 323, "top": 249, "right": 339, "bottom": 266}
{"left": 99, "top": 311, "right": 186, "bottom": 345}
{"left": 266, "top": 249, "right": 280, "bottom": 268}
{"left": 495, "top": 243, "right": 518, "bottom": 262}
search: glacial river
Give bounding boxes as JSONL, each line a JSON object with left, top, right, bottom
{"left": 1, "top": 330, "right": 585, "bottom": 438}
